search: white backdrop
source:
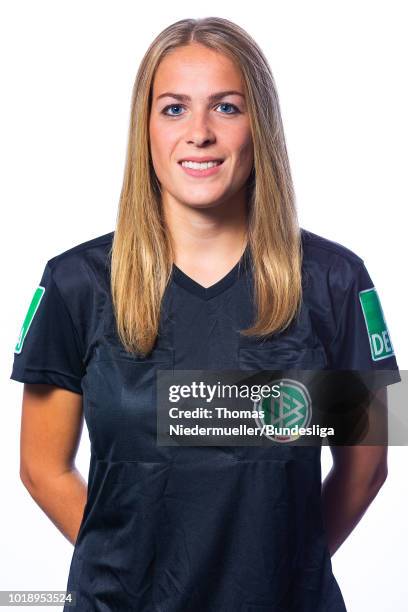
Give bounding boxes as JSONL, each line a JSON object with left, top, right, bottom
{"left": 1, "top": 1, "right": 406, "bottom": 610}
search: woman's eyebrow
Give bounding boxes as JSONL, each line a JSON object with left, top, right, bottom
{"left": 156, "top": 90, "right": 245, "bottom": 103}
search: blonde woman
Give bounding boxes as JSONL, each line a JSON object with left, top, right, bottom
{"left": 11, "top": 17, "right": 400, "bottom": 612}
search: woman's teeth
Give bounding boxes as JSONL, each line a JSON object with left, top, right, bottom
{"left": 181, "top": 160, "right": 222, "bottom": 170}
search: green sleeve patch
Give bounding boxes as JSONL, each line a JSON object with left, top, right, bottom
{"left": 14, "top": 286, "right": 45, "bottom": 354}
{"left": 359, "top": 287, "right": 395, "bottom": 361}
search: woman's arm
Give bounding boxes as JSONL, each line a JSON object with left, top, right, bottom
{"left": 19, "top": 383, "right": 87, "bottom": 546}
{"left": 321, "top": 386, "right": 388, "bottom": 557}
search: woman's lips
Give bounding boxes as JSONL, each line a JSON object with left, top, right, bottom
{"left": 178, "top": 160, "right": 224, "bottom": 178}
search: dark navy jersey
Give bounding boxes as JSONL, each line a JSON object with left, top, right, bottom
{"left": 10, "top": 228, "right": 401, "bottom": 611}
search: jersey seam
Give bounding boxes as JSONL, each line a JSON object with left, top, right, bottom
{"left": 47, "top": 261, "right": 86, "bottom": 372}
{"left": 327, "top": 257, "right": 365, "bottom": 362}
{"left": 302, "top": 231, "right": 364, "bottom": 265}
{"left": 11, "top": 366, "right": 82, "bottom": 381}
{"left": 47, "top": 232, "right": 113, "bottom": 266}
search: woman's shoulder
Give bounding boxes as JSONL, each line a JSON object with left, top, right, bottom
{"left": 47, "top": 231, "right": 114, "bottom": 271}
{"left": 44, "top": 231, "right": 114, "bottom": 289}
{"left": 41, "top": 231, "right": 114, "bottom": 317}
{"left": 299, "top": 227, "right": 371, "bottom": 298}
{"left": 300, "top": 227, "right": 364, "bottom": 267}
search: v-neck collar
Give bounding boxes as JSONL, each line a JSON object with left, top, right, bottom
{"left": 172, "top": 244, "right": 251, "bottom": 300}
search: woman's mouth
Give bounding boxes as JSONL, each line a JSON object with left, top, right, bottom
{"left": 178, "top": 159, "right": 224, "bottom": 177}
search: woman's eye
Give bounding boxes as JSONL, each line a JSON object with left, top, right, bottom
{"left": 216, "top": 103, "right": 239, "bottom": 114}
{"left": 162, "top": 104, "right": 185, "bottom": 116}
{"left": 161, "top": 102, "right": 240, "bottom": 117}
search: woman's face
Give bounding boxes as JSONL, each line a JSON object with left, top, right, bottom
{"left": 149, "top": 43, "right": 254, "bottom": 209}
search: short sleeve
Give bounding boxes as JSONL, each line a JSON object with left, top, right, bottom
{"left": 10, "top": 261, "right": 85, "bottom": 395}
{"left": 327, "top": 258, "right": 401, "bottom": 389}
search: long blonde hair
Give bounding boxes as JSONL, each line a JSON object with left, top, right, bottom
{"left": 110, "top": 17, "right": 303, "bottom": 356}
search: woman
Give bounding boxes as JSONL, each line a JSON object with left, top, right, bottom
{"left": 11, "top": 16, "right": 400, "bottom": 612}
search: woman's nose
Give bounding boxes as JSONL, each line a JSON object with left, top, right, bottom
{"left": 185, "top": 113, "right": 216, "bottom": 145}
